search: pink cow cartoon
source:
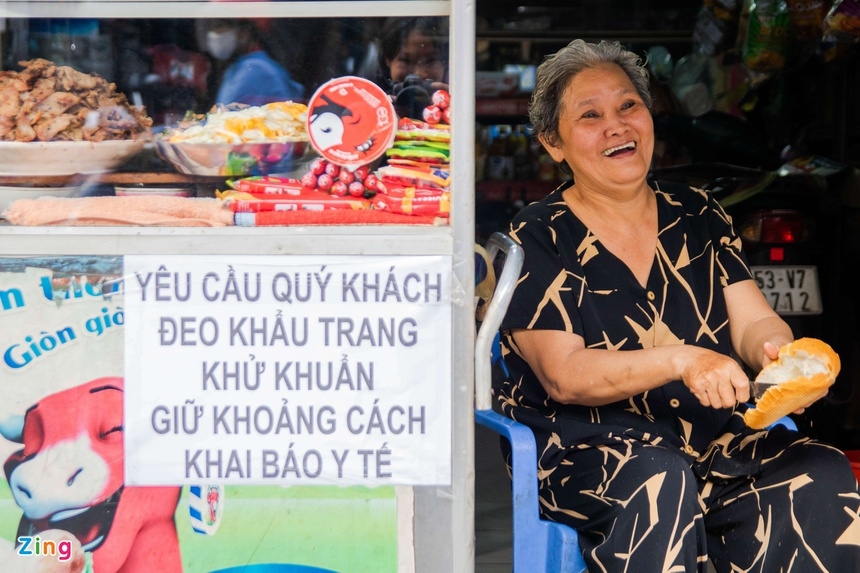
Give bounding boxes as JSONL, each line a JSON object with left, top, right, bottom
{"left": 3, "top": 378, "right": 182, "bottom": 573}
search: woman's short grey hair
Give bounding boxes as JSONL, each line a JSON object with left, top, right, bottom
{"left": 529, "top": 39, "right": 652, "bottom": 148}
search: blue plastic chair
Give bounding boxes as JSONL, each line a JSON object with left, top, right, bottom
{"left": 475, "top": 232, "right": 589, "bottom": 573}
{"left": 767, "top": 411, "right": 798, "bottom": 431}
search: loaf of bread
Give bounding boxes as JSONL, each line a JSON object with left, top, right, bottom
{"left": 743, "top": 338, "right": 840, "bottom": 429}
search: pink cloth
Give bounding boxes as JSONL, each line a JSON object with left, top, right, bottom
{"left": 3, "top": 196, "right": 234, "bottom": 227}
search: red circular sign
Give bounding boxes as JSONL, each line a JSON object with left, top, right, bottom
{"left": 306, "top": 76, "right": 396, "bottom": 168}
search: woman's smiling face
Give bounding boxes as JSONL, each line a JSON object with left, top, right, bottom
{"left": 541, "top": 62, "right": 654, "bottom": 191}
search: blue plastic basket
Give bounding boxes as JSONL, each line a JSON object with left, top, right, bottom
{"left": 210, "top": 565, "right": 338, "bottom": 573}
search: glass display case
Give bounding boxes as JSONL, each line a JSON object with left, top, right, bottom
{"left": 0, "top": 2, "right": 476, "bottom": 572}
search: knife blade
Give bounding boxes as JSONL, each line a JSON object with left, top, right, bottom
{"left": 750, "top": 379, "right": 780, "bottom": 401}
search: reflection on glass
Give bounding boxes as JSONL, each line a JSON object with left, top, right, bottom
{"left": 0, "top": 16, "right": 451, "bottom": 225}
{"left": 2, "top": 17, "right": 450, "bottom": 128}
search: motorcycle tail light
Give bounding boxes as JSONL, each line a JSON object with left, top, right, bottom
{"left": 736, "top": 210, "right": 810, "bottom": 244}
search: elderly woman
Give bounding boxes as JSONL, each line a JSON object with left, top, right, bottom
{"left": 499, "top": 39, "right": 860, "bottom": 572}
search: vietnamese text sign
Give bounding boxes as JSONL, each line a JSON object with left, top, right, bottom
{"left": 124, "top": 255, "right": 452, "bottom": 486}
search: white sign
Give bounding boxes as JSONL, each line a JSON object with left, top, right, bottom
{"left": 124, "top": 255, "right": 452, "bottom": 486}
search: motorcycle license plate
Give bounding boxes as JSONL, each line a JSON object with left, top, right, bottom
{"left": 750, "top": 265, "right": 822, "bottom": 316}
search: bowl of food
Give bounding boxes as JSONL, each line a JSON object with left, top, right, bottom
{"left": 156, "top": 101, "right": 311, "bottom": 176}
{"left": 0, "top": 184, "right": 80, "bottom": 213}
{"left": 155, "top": 140, "right": 310, "bottom": 177}
{"left": 0, "top": 58, "right": 153, "bottom": 176}
{"left": 0, "top": 140, "right": 148, "bottom": 176}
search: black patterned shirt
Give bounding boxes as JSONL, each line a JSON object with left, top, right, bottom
{"left": 499, "top": 180, "right": 753, "bottom": 465}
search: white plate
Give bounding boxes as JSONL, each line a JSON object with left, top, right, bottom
{"left": 0, "top": 185, "right": 80, "bottom": 212}
{"left": 115, "top": 186, "right": 193, "bottom": 197}
{"left": 0, "top": 140, "right": 147, "bottom": 176}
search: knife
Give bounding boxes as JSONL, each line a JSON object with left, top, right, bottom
{"left": 750, "top": 379, "right": 780, "bottom": 401}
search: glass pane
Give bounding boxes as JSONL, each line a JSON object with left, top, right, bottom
{"left": 0, "top": 15, "right": 450, "bottom": 222}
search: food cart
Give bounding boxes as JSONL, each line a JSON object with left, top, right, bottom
{"left": 0, "top": 1, "right": 476, "bottom": 572}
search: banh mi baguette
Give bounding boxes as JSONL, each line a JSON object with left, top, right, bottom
{"left": 744, "top": 338, "right": 840, "bottom": 429}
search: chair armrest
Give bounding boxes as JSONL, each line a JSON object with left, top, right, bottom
{"left": 476, "top": 408, "right": 589, "bottom": 572}
{"left": 475, "top": 409, "right": 541, "bottom": 523}
{"left": 770, "top": 415, "right": 798, "bottom": 431}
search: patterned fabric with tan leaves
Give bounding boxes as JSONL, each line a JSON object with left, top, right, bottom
{"left": 498, "top": 180, "right": 860, "bottom": 572}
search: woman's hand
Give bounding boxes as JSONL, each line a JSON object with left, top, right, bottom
{"left": 762, "top": 340, "right": 779, "bottom": 366}
{"left": 790, "top": 391, "right": 827, "bottom": 415}
{"left": 676, "top": 346, "right": 751, "bottom": 408}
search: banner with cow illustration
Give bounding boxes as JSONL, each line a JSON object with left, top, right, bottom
{"left": 0, "top": 257, "right": 401, "bottom": 573}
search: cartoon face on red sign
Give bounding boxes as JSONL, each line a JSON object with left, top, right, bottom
{"left": 307, "top": 76, "right": 396, "bottom": 168}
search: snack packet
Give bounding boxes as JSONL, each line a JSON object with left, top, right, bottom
{"left": 824, "top": 0, "right": 860, "bottom": 42}
{"left": 742, "top": 0, "right": 795, "bottom": 73}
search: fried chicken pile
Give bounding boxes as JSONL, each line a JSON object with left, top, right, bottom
{"left": 0, "top": 58, "right": 153, "bottom": 142}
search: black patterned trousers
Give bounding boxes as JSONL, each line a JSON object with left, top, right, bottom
{"left": 531, "top": 425, "right": 860, "bottom": 572}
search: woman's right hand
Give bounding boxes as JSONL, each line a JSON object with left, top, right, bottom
{"left": 676, "top": 345, "right": 751, "bottom": 408}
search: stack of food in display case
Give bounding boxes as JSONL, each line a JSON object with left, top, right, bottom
{"left": 0, "top": 59, "right": 453, "bottom": 228}
{"left": 374, "top": 97, "right": 451, "bottom": 218}
{"left": 214, "top": 76, "right": 452, "bottom": 225}
{"left": 0, "top": 59, "right": 153, "bottom": 209}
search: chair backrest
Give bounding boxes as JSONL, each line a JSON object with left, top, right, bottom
{"left": 474, "top": 232, "right": 589, "bottom": 573}
{"left": 475, "top": 232, "right": 522, "bottom": 411}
